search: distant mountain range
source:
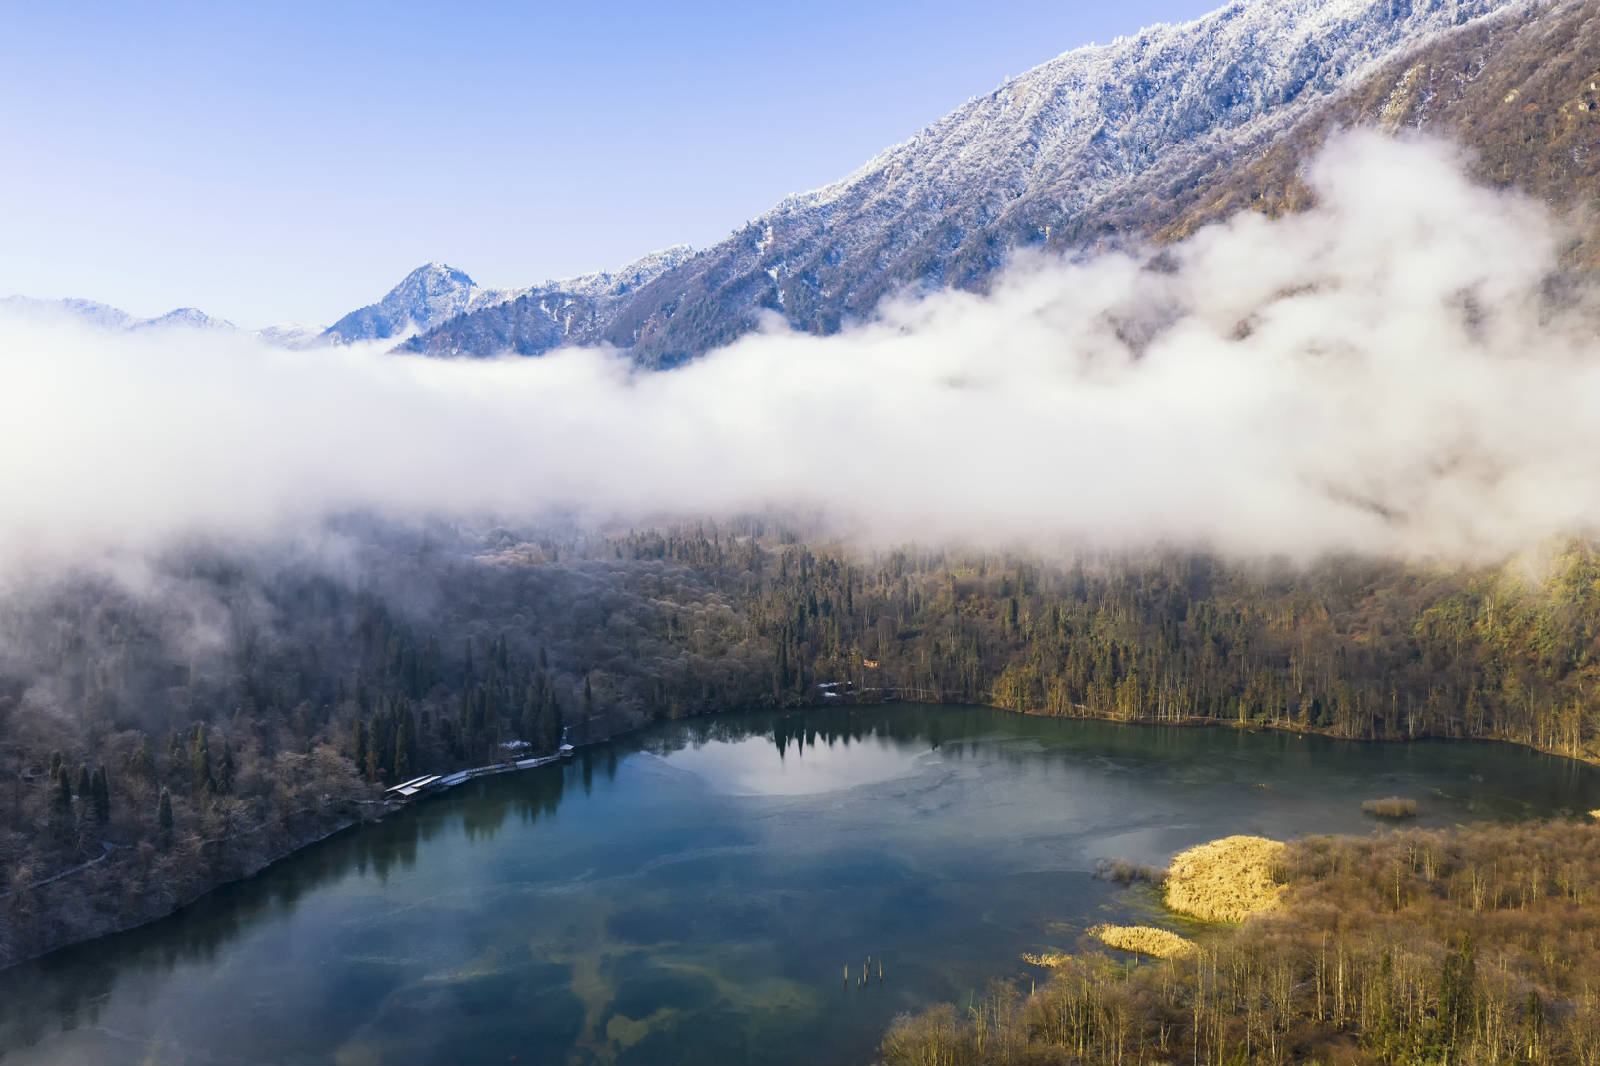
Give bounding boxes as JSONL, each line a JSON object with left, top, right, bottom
{"left": 0, "top": 297, "right": 239, "bottom": 335}
{"left": 8, "top": 0, "right": 1594, "bottom": 364}
{"left": 0, "top": 247, "right": 694, "bottom": 351}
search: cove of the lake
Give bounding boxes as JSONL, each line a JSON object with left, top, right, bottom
{"left": 4, "top": 703, "right": 1599, "bottom": 1066}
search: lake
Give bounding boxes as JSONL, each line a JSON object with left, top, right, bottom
{"left": 4, "top": 704, "right": 1599, "bottom": 1065}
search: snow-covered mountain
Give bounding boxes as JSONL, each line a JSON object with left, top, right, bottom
{"left": 1, "top": 296, "right": 239, "bottom": 335}
{"left": 0, "top": 297, "right": 327, "bottom": 348}
{"left": 131, "top": 307, "right": 236, "bottom": 332}
{"left": 410, "top": 0, "right": 1532, "bottom": 365}
{"left": 253, "top": 323, "right": 326, "bottom": 349}
{"left": 0, "top": 244, "right": 695, "bottom": 352}
{"left": 325, "top": 246, "right": 695, "bottom": 349}
{"left": 320, "top": 262, "right": 480, "bottom": 344}
{"left": 0, "top": 296, "right": 138, "bottom": 331}
{"left": 397, "top": 245, "right": 696, "bottom": 357}
{"left": 12, "top": 0, "right": 1591, "bottom": 366}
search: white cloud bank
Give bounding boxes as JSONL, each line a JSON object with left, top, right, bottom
{"left": 2, "top": 132, "right": 1597, "bottom": 570}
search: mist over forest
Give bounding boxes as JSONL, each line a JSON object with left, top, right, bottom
{"left": 7, "top": 133, "right": 1600, "bottom": 1064}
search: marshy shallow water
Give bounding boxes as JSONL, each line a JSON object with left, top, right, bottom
{"left": 4, "top": 703, "right": 1599, "bottom": 1065}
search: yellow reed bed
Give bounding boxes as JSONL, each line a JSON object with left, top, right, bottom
{"left": 1020, "top": 951, "right": 1073, "bottom": 968}
{"left": 1164, "top": 835, "right": 1286, "bottom": 923}
{"left": 1089, "top": 924, "right": 1196, "bottom": 959}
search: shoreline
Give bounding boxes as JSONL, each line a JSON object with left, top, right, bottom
{"left": 6, "top": 699, "right": 1597, "bottom": 973}
{"left": 0, "top": 749, "right": 580, "bottom": 973}
{"left": 998, "top": 701, "right": 1600, "bottom": 772}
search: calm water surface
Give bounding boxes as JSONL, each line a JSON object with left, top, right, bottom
{"left": 4, "top": 704, "right": 1599, "bottom": 1065}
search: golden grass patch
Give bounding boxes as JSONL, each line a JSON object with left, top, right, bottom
{"left": 1089, "top": 924, "right": 1196, "bottom": 959}
{"left": 1021, "top": 951, "right": 1073, "bottom": 968}
{"left": 1165, "top": 835, "right": 1285, "bottom": 923}
{"left": 1362, "top": 796, "right": 1419, "bottom": 818}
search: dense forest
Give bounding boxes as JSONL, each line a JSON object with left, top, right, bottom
{"left": 880, "top": 818, "right": 1600, "bottom": 1065}
{"left": 3, "top": 519, "right": 1600, "bottom": 969}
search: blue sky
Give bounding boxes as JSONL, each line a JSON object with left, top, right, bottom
{"left": 1, "top": 1, "right": 1223, "bottom": 327}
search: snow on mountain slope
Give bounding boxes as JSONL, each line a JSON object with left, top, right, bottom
{"left": 413, "top": 0, "right": 1526, "bottom": 365}
{"left": 321, "top": 262, "right": 479, "bottom": 343}
{"left": 131, "top": 307, "right": 236, "bottom": 332}
{"left": 253, "top": 323, "right": 327, "bottom": 349}
{"left": 0, "top": 296, "right": 247, "bottom": 336}
{"left": 0, "top": 296, "right": 137, "bottom": 331}
{"left": 1146, "top": 0, "right": 1600, "bottom": 266}
{"left": 397, "top": 245, "right": 696, "bottom": 357}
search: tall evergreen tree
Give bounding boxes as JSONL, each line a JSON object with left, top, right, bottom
{"left": 90, "top": 767, "right": 110, "bottom": 823}
{"left": 401, "top": 700, "right": 417, "bottom": 769}
{"left": 541, "top": 694, "right": 563, "bottom": 753}
{"left": 190, "top": 724, "right": 212, "bottom": 794}
{"left": 215, "top": 744, "right": 235, "bottom": 795}
{"left": 129, "top": 734, "right": 154, "bottom": 781}
{"left": 156, "top": 787, "right": 174, "bottom": 841}
{"left": 394, "top": 702, "right": 415, "bottom": 780}
{"left": 364, "top": 713, "right": 382, "bottom": 781}
{"left": 521, "top": 688, "right": 538, "bottom": 747}
{"left": 393, "top": 728, "right": 410, "bottom": 781}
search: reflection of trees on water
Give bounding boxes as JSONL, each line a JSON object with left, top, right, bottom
{"left": 0, "top": 762, "right": 583, "bottom": 1056}
{"left": 627, "top": 705, "right": 1003, "bottom": 762}
{"left": 0, "top": 809, "right": 422, "bottom": 1055}
{"left": 624, "top": 704, "right": 1600, "bottom": 813}
{"left": 461, "top": 763, "right": 567, "bottom": 841}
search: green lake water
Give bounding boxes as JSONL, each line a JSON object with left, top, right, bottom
{"left": 4, "top": 704, "right": 1599, "bottom": 1065}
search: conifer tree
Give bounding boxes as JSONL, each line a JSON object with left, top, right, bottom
{"left": 541, "top": 694, "right": 563, "bottom": 753}
{"left": 215, "top": 744, "right": 235, "bottom": 795}
{"left": 129, "top": 734, "right": 154, "bottom": 781}
{"left": 157, "top": 787, "right": 174, "bottom": 841}
{"left": 393, "top": 729, "right": 409, "bottom": 781}
{"left": 364, "top": 713, "right": 382, "bottom": 781}
{"left": 394, "top": 702, "right": 414, "bottom": 780}
{"left": 400, "top": 700, "right": 417, "bottom": 769}
{"left": 190, "top": 724, "right": 212, "bottom": 793}
{"left": 521, "top": 688, "right": 538, "bottom": 747}
{"left": 90, "top": 767, "right": 110, "bottom": 823}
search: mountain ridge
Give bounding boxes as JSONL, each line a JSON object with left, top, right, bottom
{"left": 10, "top": 0, "right": 1593, "bottom": 364}
{"left": 410, "top": 0, "right": 1540, "bottom": 365}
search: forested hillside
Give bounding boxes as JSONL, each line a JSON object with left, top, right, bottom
{"left": 5, "top": 523, "right": 1600, "bottom": 967}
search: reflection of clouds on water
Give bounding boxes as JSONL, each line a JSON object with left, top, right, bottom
{"left": 657, "top": 732, "right": 930, "bottom": 796}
